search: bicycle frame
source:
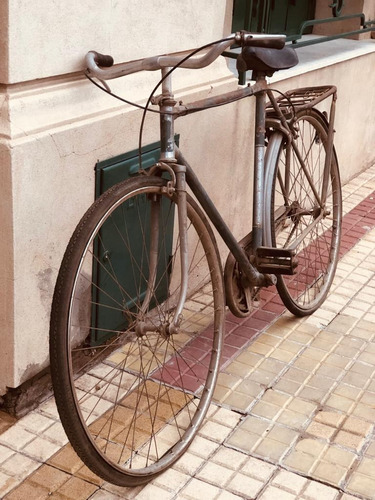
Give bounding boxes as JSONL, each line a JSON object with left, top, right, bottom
{"left": 159, "top": 70, "right": 271, "bottom": 286}
{"left": 152, "top": 69, "right": 337, "bottom": 331}
{"left": 85, "top": 40, "right": 337, "bottom": 332}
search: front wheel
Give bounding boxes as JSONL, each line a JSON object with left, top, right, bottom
{"left": 264, "top": 109, "right": 342, "bottom": 316}
{"left": 49, "top": 175, "right": 224, "bottom": 486}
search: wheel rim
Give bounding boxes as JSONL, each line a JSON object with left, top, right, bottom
{"left": 63, "top": 180, "right": 223, "bottom": 478}
{"left": 269, "top": 112, "right": 341, "bottom": 313}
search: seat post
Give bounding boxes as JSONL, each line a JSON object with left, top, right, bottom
{"left": 252, "top": 73, "right": 267, "bottom": 252}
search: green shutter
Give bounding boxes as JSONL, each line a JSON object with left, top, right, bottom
{"left": 91, "top": 139, "right": 178, "bottom": 344}
{"left": 232, "top": 0, "right": 316, "bottom": 36}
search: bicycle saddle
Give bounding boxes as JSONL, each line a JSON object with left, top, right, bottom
{"left": 237, "top": 45, "right": 298, "bottom": 76}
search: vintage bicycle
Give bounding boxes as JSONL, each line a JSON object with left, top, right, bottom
{"left": 49, "top": 31, "right": 342, "bottom": 486}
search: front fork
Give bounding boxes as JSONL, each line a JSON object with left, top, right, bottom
{"left": 138, "top": 68, "right": 189, "bottom": 335}
{"left": 169, "top": 165, "right": 189, "bottom": 334}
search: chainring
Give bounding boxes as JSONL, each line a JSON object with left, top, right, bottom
{"left": 224, "top": 232, "right": 258, "bottom": 318}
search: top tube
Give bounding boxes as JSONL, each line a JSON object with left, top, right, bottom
{"left": 85, "top": 32, "right": 286, "bottom": 81}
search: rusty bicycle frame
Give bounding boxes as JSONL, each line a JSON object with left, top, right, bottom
{"left": 86, "top": 32, "right": 337, "bottom": 333}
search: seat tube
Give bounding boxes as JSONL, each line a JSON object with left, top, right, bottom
{"left": 252, "top": 75, "right": 267, "bottom": 251}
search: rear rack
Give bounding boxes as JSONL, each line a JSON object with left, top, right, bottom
{"left": 266, "top": 85, "right": 337, "bottom": 113}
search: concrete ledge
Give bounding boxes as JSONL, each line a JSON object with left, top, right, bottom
{"left": 272, "top": 36, "right": 375, "bottom": 83}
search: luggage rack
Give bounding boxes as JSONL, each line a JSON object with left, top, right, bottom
{"left": 266, "top": 85, "right": 337, "bottom": 113}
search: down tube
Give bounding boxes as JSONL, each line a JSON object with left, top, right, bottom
{"left": 175, "top": 147, "right": 262, "bottom": 286}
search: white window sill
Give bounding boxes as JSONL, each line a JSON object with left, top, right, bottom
{"left": 227, "top": 35, "right": 375, "bottom": 83}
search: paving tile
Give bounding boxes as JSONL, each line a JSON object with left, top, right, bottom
{"left": 154, "top": 467, "right": 190, "bottom": 492}
{"left": 246, "top": 369, "right": 276, "bottom": 386}
{"left": 180, "top": 477, "right": 221, "bottom": 499}
{"left": 346, "top": 472, "right": 375, "bottom": 498}
{"left": 351, "top": 402, "right": 375, "bottom": 422}
{"left": 241, "top": 456, "right": 276, "bottom": 481}
{"left": 227, "top": 472, "right": 263, "bottom": 498}
{"left": 18, "top": 413, "right": 54, "bottom": 435}
{"left": 259, "top": 486, "right": 296, "bottom": 500}
{"left": 0, "top": 426, "right": 36, "bottom": 451}
{"left": 311, "top": 460, "right": 347, "bottom": 485}
{"left": 333, "top": 383, "right": 361, "bottom": 402}
{"left": 102, "top": 481, "right": 143, "bottom": 498}
{"left": 321, "top": 445, "right": 356, "bottom": 468}
{"left": 342, "top": 415, "right": 373, "bottom": 436}
{"left": 0, "top": 472, "right": 19, "bottom": 498}
{"left": 266, "top": 425, "right": 299, "bottom": 447}
{"left": 28, "top": 463, "right": 70, "bottom": 491}
{"left": 236, "top": 415, "right": 271, "bottom": 436}
{"left": 355, "top": 456, "right": 375, "bottom": 477}
{"left": 221, "top": 391, "right": 256, "bottom": 411}
{"left": 277, "top": 409, "right": 310, "bottom": 430}
{"left": 271, "top": 469, "right": 307, "bottom": 494}
{"left": 254, "top": 437, "right": 290, "bottom": 461}
{"left": 196, "top": 461, "right": 235, "bottom": 487}
{"left": 283, "top": 449, "right": 317, "bottom": 474}
{"left": 325, "top": 394, "right": 355, "bottom": 413}
{"left": 3, "top": 480, "right": 50, "bottom": 500}
{"left": 89, "top": 491, "right": 124, "bottom": 500}
{"left": 22, "top": 436, "right": 60, "bottom": 462}
{"left": 55, "top": 476, "right": 98, "bottom": 499}
{"left": 305, "top": 421, "right": 336, "bottom": 441}
{"left": 210, "top": 407, "right": 242, "bottom": 428}
{"left": 173, "top": 451, "right": 205, "bottom": 476}
{"left": 187, "top": 436, "right": 220, "bottom": 459}
{"left": 47, "top": 443, "right": 84, "bottom": 474}
{"left": 261, "top": 389, "right": 290, "bottom": 408}
{"left": 251, "top": 400, "right": 283, "bottom": 420}
{"left": 210, "top": 447, "right": 248, "bottom": 471}
{"left": 287, "top": 399, "right": 317, "bottom": 417}
{"left": 75, "top": 464, "right": 104, "bottom": 486}
{"left": 273, "top": 378, "right": 300, "bottom": 396}
{"left": 216, "top": 491, "right": 243, "bottom": 500}
{"left": 0, "top": 445, "right": 14, "bottom": 464}
{"left": 340, "top": 493, "right": 361, "bottom": 500}
{"left": 0, "top": 412, "right": 17, "bottom": 435}
{"left": 226, "top": 428, "right": 260, "bottom": 453}
{"left": 1, "top": 453, "right": 40, "bottom": 480}
{"left": 198, "top": 420, "right": 233, "bottom": 443}
{"left": 301, "top": 480, "right": 339, "bottom": 500}
{"left": 41, "top": 422, "right": 69, "bottom": 446}
{"left": 294, "top": 438, "right": 327, "bottom": 458}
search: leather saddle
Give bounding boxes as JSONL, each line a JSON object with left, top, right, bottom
{"left": 237, "top": 45, "right": 298, "bottom": 76}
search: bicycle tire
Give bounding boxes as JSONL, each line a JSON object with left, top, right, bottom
{"left": 264, "top": 109, "right": 342, "bottom": 316}
{"left": 50, "top": 175, "right": 224, "bottom": 486}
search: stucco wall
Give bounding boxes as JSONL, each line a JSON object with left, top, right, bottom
{"left": 0, "top": 0, "right": 243, "bottom": 392}
{"left": 0, "top": 1, "right": 374, "bottom": 394}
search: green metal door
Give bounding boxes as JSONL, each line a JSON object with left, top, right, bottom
{"left": 232, "top": 0, "right": 316, "bottom": 36}
{"left": 91, "top": 141, "right": 177, "bottom": 344}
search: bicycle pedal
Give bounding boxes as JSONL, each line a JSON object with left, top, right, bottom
{"left": 255, "top": 246, "right": 298, "bottom": 275}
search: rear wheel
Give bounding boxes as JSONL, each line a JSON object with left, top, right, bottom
{"left": 50, "top": 175, "right": 224, "bottom": 486}
{"left": 264, "top": 109, "right": 342, "bottom": 316}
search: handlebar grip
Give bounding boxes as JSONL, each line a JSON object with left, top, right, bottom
{"left": 92, "top": 51, "right": 114, "bottom": 67}
{"left": 239, "top": 31, "right": 286, "bottom": 50}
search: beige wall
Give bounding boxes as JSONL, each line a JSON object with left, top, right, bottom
{"left": 0, "top": 0, "right": 239, "bottom": 392}
{"left": 0, "top": 0, "right": 374, "bottom": 393}
{"left": 3, "top": 0, "right": 232, "bottom": 84}
{"left": 314, "top": 0, "right": 375, "bottom": 39}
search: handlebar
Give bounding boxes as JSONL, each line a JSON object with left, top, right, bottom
{"left": 86, "top": 32, "right": 286, "bottom": 81}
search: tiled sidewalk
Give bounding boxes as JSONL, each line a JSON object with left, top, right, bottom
{"left": 1, "top": 165, "right": 375, "bottom": 500}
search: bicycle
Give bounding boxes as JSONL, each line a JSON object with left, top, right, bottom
{"left": 49, "top": 31, "right": 342, "bottom": 486}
